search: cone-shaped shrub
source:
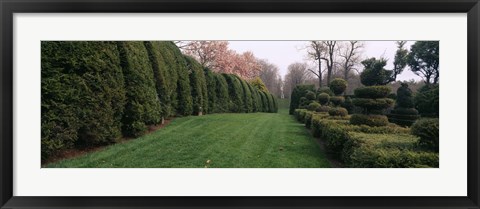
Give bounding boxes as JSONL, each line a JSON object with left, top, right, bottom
{"left": 388, "top": 83, "right": 419, "bottom": 126}
{"left": 117, "top": 41, "right": 162, "bottom": 136}
{"left": 351, "top": 59, "right": 394, "bottom": 126}
{"left": 41, "top": 41, "right": 126, "bottom": 158}
{"left": 289, "top": 84, "right": 315, "bottom": 114}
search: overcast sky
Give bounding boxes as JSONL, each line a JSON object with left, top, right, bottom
{"left": 228, "top": 41, "right": 420, "bottom": 82}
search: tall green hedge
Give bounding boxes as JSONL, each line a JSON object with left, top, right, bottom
{"left": 239, "top": 79, "right": 254, "bottom": 113}
{"left": 185, "top": 55, "right": 208, "bottom": 115}
{"left": 155, "top": 42, "right": 180, "bottom": 117}
{"left": 41, "top": 41, "right": 277, "bottom": 159}
{"left": 247, "top": 83, "right": 260, "bottom": 112}
{"left": 41, "top": 41, "right": 127, "bottom": 158}
{"left": 223, "top": 74, "right": 245, "bottom": 113}
{"left": 117, "top": 41, "right": 162, "bottom": 136}
{"left": 214, "top": 74, "right": 230, "bottom": 113}
{"left": 144, "top": 41, "right": 170, "bottom": 118}
{"left": 204, "top": 68, "right": 217, "bottom": 113}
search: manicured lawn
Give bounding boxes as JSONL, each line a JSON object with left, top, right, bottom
{"left": 45, "top": 100, "right": 331, "bottom": 168}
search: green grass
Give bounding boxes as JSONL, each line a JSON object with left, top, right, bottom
{"left": 45, "top": 100, "right": 331, "bottom": 168}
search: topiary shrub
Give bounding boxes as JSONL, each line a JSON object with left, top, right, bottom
{"left": 299, "top": 97, "right": 309, "bottom": 108}
{"left": 354, "top": 86, "right": 391, "bottom": 99}
{"left": 359, "top": 58, "right": 393, "bottom": 86}
{"left": 414, "top": 84, "right": 439, "bottom": 117}
{"left": 317, "top": 87, "right": 334, "bottom": 96}
{"left": 289, "top": 84, "right": 316, "bottom": 114}
{"left": 305, "top": 91, "right": 316, "bottom": 100}
{"left": 294, "top": 109, "right": 309, "bottom": 123}
{"left": 317, "top": 93, "right": 330, "bottom": 105}
{"left": 388, "top": 83, "right": 419, "bottom": 126}
{"left": 330, "top": 96, "right": 346, "bottom": 107}
{"left": 329, "top": 78, "right": 348, "bottom": 95}
{"left": 316, "top": 105, "right": 331, "bottom": 113}
{"left": 343, "top": 132, "right": 439, "bottom": 168}
{"left": 328, "top": 107, "right": 348, "bottom": 117}
{"left": 342, "top": 96, "right": 354, "bottom": 114}
{"left": 350, "top": 114, "right": 389, "bottom": 127}
{"left": 351, "top": 69, "right": 393, "bottom": 126}
{"left": 411, "top": 118, "right": 439, "bottom": 152}
{"left": 308, "top": 102, "right": 321, "bottom": 111}
{"left": 352, "top": 98, "right": 394, "bottom": 112}
{"left": 305, "top": 111, "right": 315, "bottom": 128}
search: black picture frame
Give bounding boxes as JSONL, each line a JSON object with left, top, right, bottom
{"left": 1, "top": 0, "right": 479, "bottom": 208}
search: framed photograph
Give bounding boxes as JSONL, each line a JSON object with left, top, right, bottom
{"left": 1, "top": 0, "right": 479, "bottom": 208}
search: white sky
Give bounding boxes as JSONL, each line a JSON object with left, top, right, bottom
{"left": 228, "top": 41, "right": 420, "bottom": 82}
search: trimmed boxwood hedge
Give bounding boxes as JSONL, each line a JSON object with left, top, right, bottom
{"left": 306, "top": 115, "right": 438, "bottom": 167}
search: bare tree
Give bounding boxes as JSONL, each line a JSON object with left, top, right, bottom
{"left": 321, "top": 41, "right": 337, "bottom": 85}
{"left": 258, "top": 59, "right": 283, "bottom": 98}
{"left": 283, "top": 62, "right": 313, "bottom": 98}
{"left": 305, "top": 41, "right": 326, "bottom": 88}
{"left": 338, "top": 41, "right": 364, "bottom": 82}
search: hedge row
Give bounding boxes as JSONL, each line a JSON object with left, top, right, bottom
{"left": 41, "top": 41, "right": 277, "bottom": 159}
{"left": 293, "top": 109, "right": 438, "bottom": 168}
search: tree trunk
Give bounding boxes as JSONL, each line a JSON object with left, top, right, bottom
{"left": 318, "top": 60, "right": 322, "bottom": 88}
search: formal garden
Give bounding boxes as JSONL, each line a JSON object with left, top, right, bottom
{"left": 291, "top": 60, "right": 439, "bottom": 168}
{"left": 42, "top": 41, "right": 439, "bottom": 168}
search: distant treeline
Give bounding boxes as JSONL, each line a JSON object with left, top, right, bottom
{"left": 41, "top": 41, "right": 278, "bottom": 159}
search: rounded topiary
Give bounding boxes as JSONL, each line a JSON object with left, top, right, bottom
{"left": 329, "top": 78, "right": 347, "bottom": 95}
{"left": 317, "top": 87, "right": 334, "bottom": 96}
{"left": 308, "top": 102, "right": 321, "bottom": 111}
{"left": 330, "top": 96, "right": 345, "bottom": 106}
{"left": 350, "top": 114, "right": 389, "bottom": 127}
{"left": 299, "top": 97, "right": 309, "bottom": 107}
{"left": 354, "top": 86, "right": 391, "bottom": 99}
{"left": 316, "top": 105, "right": 331, "bottom": 113}
{"left": 317, "top": 93, "right": 330, "bottom": 105}
{"left": 305, "top": 91, "right": 316, "bottom": 100}
{"left": 411, "top": 118, "right": 439, "bottom": 151}
{"left": 328, "top": 107, "right": 348, "bottom": 117}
